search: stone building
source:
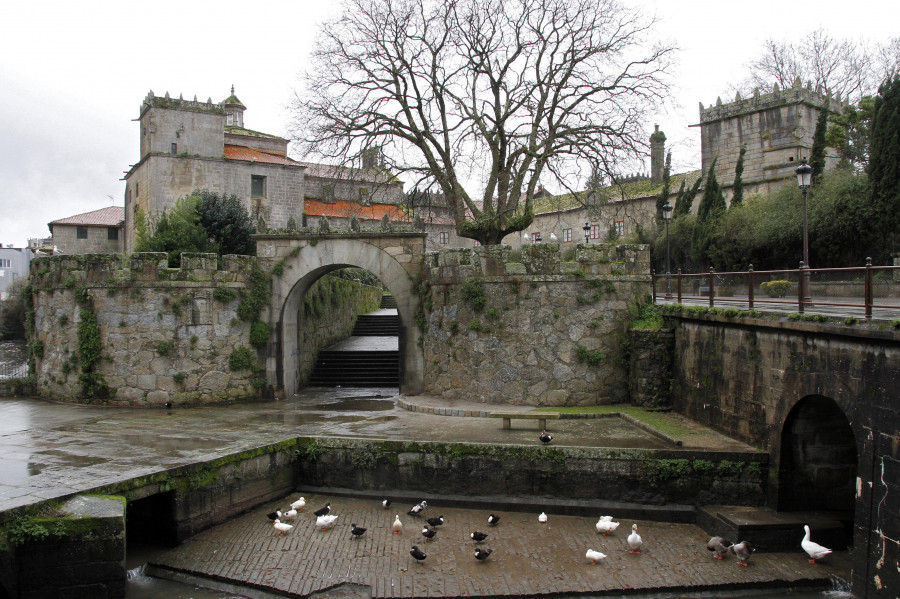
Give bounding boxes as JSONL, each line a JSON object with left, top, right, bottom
{"left": 122, "top": 88, "right": 465, "bottom": 253}
{"left": 48, "top": 206, "right": 124, "bottom": 255}
{"left": 695, "top": 78, "right": 843, "bottom": 199}
{"left": 0, "top": 246, "right": 32, "bottom": 300}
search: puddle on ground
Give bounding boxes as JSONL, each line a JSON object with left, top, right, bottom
{"left": 29, "top": 450, "right": 109, "bottom": 468}
{"left": 308, "top": 398, "right": 395, "bottom": 412}
{"left": 116, "top": 434, "right": 225, "bottom": 451}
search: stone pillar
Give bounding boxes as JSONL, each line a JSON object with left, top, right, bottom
{"left": 628, "top": 328, "right": 674, "bottom": 408}
{"left": 650, "top": 125, "right": 666, "bottom": 186}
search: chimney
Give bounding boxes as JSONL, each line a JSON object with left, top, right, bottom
{"left": 650, "top": 125, "right": 666, "bottom": 186}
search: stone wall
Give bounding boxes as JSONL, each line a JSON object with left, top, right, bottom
{"left": 5, "top": 495, "right": 126, "bottom": 599}
{"left": 295, "top": 437, "right": 767, "bottom": 509}
{"left": 667, "top": 311, "right": 900, "bottom": 598}
{"left": 28, "top": 252, "right": 380, "bottom": 406}
{"left": 628, "top": 329, "right": 674, "bottom": 408}
{"left": 421, "top": 243, "right": 651, "bottom": 405}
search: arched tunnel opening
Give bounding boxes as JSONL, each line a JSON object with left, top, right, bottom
{"left": 125, "top": 491, "right": 178, "bottom": 565}
{"left": 778, "top": 395, "right": 857, "bottom": 546}
{"left": 293, "top": 268, "right": 400, "bottom": 391}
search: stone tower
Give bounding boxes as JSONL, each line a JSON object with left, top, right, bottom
{"left": 695, "top": 78, "right": 843, "bottom": 197}
{"left": 650, "top": 125, "right": 666, "bottom": 185}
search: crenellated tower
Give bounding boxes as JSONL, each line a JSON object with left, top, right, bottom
{"left": 695, "top": 78, "right": 844, "bottom": 198}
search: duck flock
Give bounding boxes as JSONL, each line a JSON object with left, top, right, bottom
{"left": 267, "top": 495, "right": 833, "bottom": 568}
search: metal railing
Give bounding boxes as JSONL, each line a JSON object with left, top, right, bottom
{"left": 651, "top": 260, "right": 900, "bottom": 320}
{"left": 0, "top": 362, "right": 28, "bottom": 379}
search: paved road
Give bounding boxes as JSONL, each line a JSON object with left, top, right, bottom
{"left": 150, "top": 492, "right": 852, "bottom": 598}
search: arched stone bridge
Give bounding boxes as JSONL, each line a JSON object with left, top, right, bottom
{"left": 254, "top": 232, "right": 426, "bottom": 396}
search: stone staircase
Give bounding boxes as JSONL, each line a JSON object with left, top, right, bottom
{"left": 307, "top": 295, "right": 399, "bottom": 387}
{"left": 697, "top": 505, "right": 850, "bottom": 551}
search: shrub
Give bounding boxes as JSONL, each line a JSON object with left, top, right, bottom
{"left": 576, "top": 345, "right": 603, "bottom": 366}
{"left": 229, "top": 346, "right": 257, "bottom": 371}
{"left": 249, "top": 320, "right": 270, "bottom": 347}
{"left": 155, "top": 341, "right": 174, "bottom": 356}
{"left": 460, "top": 278, "right": 486, "bottom": 312}
{"left": 761, "top": 280, "right": 792, "bottom": 298}
{"left": 213, "top": 286, "right": 237, "bottom": 303}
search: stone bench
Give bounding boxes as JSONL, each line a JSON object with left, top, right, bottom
{"left": 489, "top": 411, "right": 560, "bottom": 430}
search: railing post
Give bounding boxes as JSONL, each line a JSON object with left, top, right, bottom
{"left": 747, "top": 264, "right": 754, "bottom": 311}
{"left": 798, "top": 261, "right": 806, "bottom": 314}
{"left": 651, "top": 269, "right": 657, "bottom": 302}
{"left": 676, "top": 269, "right": 683, "bottom": 303}
{"left": 865, "top": 257, "right": 873, "bottom": 320}
{"left": 708, "top": 267, "right": 715, "bottom": 308}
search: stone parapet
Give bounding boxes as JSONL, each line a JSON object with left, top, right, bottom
{"left": 699, "top": 79, "right": 844, "bottom": 124}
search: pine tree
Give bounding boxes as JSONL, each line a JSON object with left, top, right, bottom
{"left": 731, "top": 146, "right": 746, "bottom": 207}
{"left": 809, "top": 102, "right": 830, "bottom": 183}
{"left": 867, "top": 75, "right": 900, "bottom": 262}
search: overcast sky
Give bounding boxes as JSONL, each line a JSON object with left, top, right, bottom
{"left": 1, "top": 0, "right": 897, "bottom": 248}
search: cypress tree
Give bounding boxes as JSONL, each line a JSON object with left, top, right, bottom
{"left": 810, "top": 101, "right": 830, "bottom": 183}
{"left": 692, "top": 159, "right": 726, "bottom": 266}
{"left": 867, "top": 75, "right": 900, "bottom": 262}
{"left": 673, "top": 173, "right": 702, "bottom": 218}
{"left": 731, "top": 146, "right": 746, "bottom": 207}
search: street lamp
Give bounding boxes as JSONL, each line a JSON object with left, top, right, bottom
{"left": 662, "top": 202, "right": 674, "bottom": 299}
{"left": 583, "top": 223, "right": 591, "bottom": 244}
{"left": 796, "top": 159, "right": 813, "bottom": 302}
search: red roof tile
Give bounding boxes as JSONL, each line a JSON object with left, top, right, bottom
{"left": 305, "top": 200, "right": 408, "bottom": 221}
{"left": 224, "top": 145, "right": 300, "bottom": 166}
{"left": 49, "top": 206, "right": 124, "bottom": 227}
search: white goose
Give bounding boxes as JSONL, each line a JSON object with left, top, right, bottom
{"left": 393, "top": 514, "right": 404, "bottom": 534}
{"left": 290, "top": 497, "right": 306, "bottom": 511}
{"left": 538, "top": 512, "right": 548, "bottom": 523}
{"left": 595, "top": 517, "right": 620, "bottom": 535}
{"left": 801, "top": 525, "right": 832, "bottom": 564}
{"left": 586, "top": 549, "right": 607, "bottom": 564}
{"left": 627, "top": 523, "right": 642, "bottom": 554}
{"left": 273, "top": 519, "right": 293, "bottom": 536}
{"left": 316, "top": 514, "right": 338, "bottom": 530}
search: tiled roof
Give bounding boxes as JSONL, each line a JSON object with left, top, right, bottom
{"left": 49, "top": 206, "right": 125, "bottom": 227}
{"left": 298, "top": 162, "right": 401, "bottom": 185}
{"left": 224, "top": 145, "right": 301, "bottom": 166}
{"left": 305, "top": 200, "right": 408, "bottom": 221}
{"left": 533, "top": 170, "right": 703, "bottom": 215}
{"left": 225, "top": 126, "right": 285, "bottom": 140}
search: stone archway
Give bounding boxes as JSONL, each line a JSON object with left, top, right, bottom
{"left": 261, "top": 234, "right": 425, "bottom": 396}
{"left": 778, "top": 395, "right": 858, "bottom": 521}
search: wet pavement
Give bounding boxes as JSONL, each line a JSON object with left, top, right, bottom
{"left": 0, "top": 388, "right": 751, "bottom": 513}
{"left": 148, "top": 492, "right": 852, "bottom": 598}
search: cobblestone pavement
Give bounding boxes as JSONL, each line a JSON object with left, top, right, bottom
{"left": 151, "top": 493, "right": 852, "bottom": 598}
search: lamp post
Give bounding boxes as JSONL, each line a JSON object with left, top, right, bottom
{"left": 583, "top": 223, "right": 591, "bottom": 244}
{"left": 662, "top": 202, "right": 673, "bottom": 299}
{"left": 796, "top": 159, "right": 813, "bottom": 302}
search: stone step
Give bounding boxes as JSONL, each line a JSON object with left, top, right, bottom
{"left": 697, "top": 505, "right": 850, "bottom": 552}
{"left": 309, "top": 350, "right": 399, "bottom": 387}
{"left": 379, "top": 295, "right": 397, "bottom": 309}
{"left": 352, "top": 315, "right": 399, "bottom": 336}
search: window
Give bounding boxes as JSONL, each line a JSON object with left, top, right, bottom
{"left": 251, "top": 175, "right": 266, "bottom": 198}
{"left": 226, "top": 113, "right": 234, "bottom": 126}
{"left": 171, "top": 143, "right": 177, "bottom": 155}
{"left": 615, "top": 220, "right": 625, "bottom": 236}
{"left": 135, "top": 182, "right": 139, "bottom": 196}
{"left": 590, "top": 224, "right": 601, "bottom": 239}
{"left": 107, "top": 227, "right": 119, "bottom": 241}
{"left": 321, "top": 184, "right": 335, "bottom": 203}
{"left": 439, "top": 232, "right": 449, "bottom": 245}
{"left": 76, "top": 226, "right": 88, "bottom": 239}
{"left": 563, "top": 228, "right": 572, "bottom": 242}
{"left": 0, "top": 259, "right": 10, "bottom": 268}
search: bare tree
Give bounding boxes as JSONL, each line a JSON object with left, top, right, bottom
{"left": 735, "top": 29, "right": 882, "bottom": 103}
{"left": 291, "top": 0, "right": 674, "bottom": 245}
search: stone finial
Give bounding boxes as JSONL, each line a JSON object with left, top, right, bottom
{"left": 349, "top": 214, "right": 360, "bottom": 232}
{"left": 207, "top": 98, "right": 212, "bottom": 105}
{"left": 806, "top": 81, "right": 812, "bottom": 91}
{"left": 773, "top": 83, "right": 780, "bottom": 93}
{"left": 231, "top": 84, "right": 235, "bottom": 95}
{"left": 753, "top": 87, "right": 760, "bottom": 98}
{"left": 735, "top": 91, "right": 742, "bottom": 102}
{"left": 413, "top": 214, "right": 425, "bottom": 231}
{"left": 699, "top": 102, "right": 704, "bottom": 111}
{"left": 716, "top": 96, "right": 722, "bottom": 106}
{"left": 193, "top": 95, "right": 198, "bottom": 102}
{"left": 149, "top": 90, "right": 155, "bottom": 98}
{"left": 179, "top": 93, "right": 183, "bottom": 100}
{"left": 165, "top": 91, "right": 170, "bottom": 99}
{"left": 380, "top": 213, "right": 393, "bottom": 232}
{"left": 317, "top": 216, "right": 331, "bottom": 233}
{"left": 793, "top": 76, "right": 802, "bottom": 89}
